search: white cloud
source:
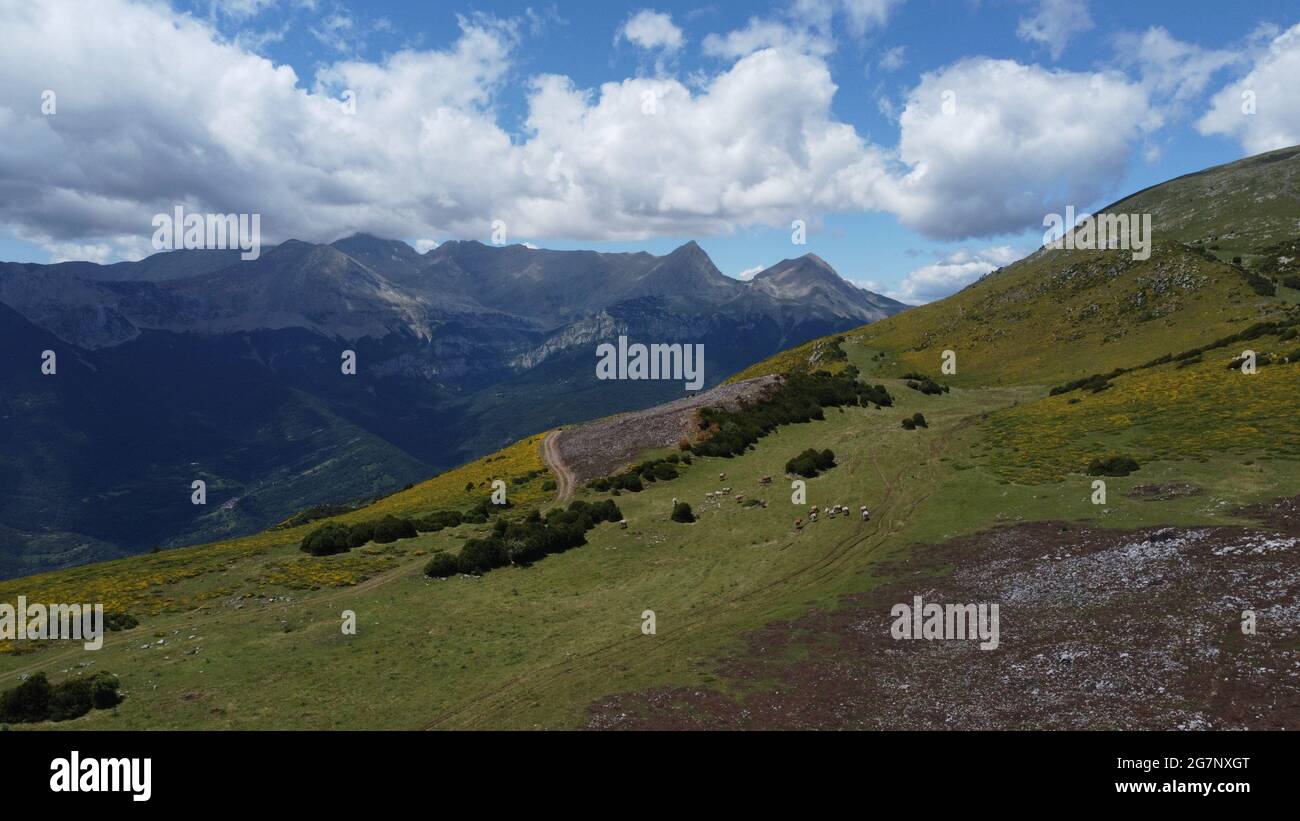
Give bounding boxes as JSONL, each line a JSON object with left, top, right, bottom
{"left": 703, "top": 0, "right": 903, "bottom": 59}
{"left": 311, "top": 12, "right": 355, "bottom": 53}
{"left": 1016, "top": 0, "right": 1094, "bottom": 60}
{"left": 885, "top": 58, "right": 1155, "bottom": 239}
{"left": 888, "top": 245, "right": 1021, "bottom": 304}
{"left": 0, "top": 0, "right": 1161, "bottom": 261}
{"left": 878, "top": 45, "right": 906, "bottom": 72}
{"left": 1198, "top": 23, "right": 1300, "bottom": 154}
{"left": 835, "top": 0, "right": 905, "bottom": 37}
{"left": 734, "top": 265, "right": 764, "bottom": 280}
{"left": 702, "top": 19, "right": 831, "bottom": 59}
{"left": 1115, "top": 27, "right": 1237, "bottom": 113}
{"left": 617, "top": 10, "right": 683, "bottom": 51}
{"left": 414, "top": 238, "right": 439, "bottom": 253}
{"left": 205, "top": 0, "right": 281, "bottom": 21}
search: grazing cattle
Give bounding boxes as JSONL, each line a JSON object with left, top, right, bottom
{"left": 735, "top": 494, "right": 745, "bottom": 502}
{"left": 795, "top": 518, "right": 803, "bottom": 529}
{"left": 861, "top": 509, "right": 870, "bottom": 521}
{"left": 619, "top": 519, "right": 629, "bottom": 529}
{"left": 759, "top": 476, "right": 772, "bottom": 485}
{"left": 810, "top": 511, "right": 818, "bottom": 522}
{"left": 719, "top": 473, "right": 727, "bottom": 481}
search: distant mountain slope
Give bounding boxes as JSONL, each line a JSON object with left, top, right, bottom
{"left": 750, "top": 253, "right": 905, "bottom": 320}
{"left": 0, "top": 235, "right": 901, "bottom": 574}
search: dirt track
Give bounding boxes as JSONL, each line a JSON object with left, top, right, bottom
{"left": 541, "top": 431, "right": 576, "bottom": 503}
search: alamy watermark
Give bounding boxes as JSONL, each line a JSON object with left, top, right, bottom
{"left": 1043, "top": 206, "right": 1152, "bottom": 261}
{"left": 0, "top": 596, "right": 103, "bottom": 650}
{"left": 596, "top": 335, "right": 704, "bottom": 391}
{"left": 152, "top": 206, "right": 261, "bottom": 260}
{"left": 890, "top": 595, "right": 999, "bottom": 650}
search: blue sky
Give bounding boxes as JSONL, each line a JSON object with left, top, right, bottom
{"left": 3, "top": 0, "right": 1299, "bottom": 302}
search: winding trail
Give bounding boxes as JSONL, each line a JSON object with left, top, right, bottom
{"left": 541, "top": 430, "right": 576, "bottom": 503}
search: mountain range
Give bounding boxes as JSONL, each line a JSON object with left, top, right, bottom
{"left": 0, "top": 236, "right": 904, "bottom": 576}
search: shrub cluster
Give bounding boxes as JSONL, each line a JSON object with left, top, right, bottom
{"left": 1049, "top": 371, "right": 1120, "bottom": 396}
{"left": 588, "top": 454, "right": 689, "bottom": 493}
{"left": 415, "top": 509, "right": 464, "bottom": 532}
{"left": 425, "top": 499, "right": 622, "bottom": 578}
{"left": 1241, "top": 269, "right": 1276, "bottom": 297}
{"left": 300, "top": 515, "right": 420, "bottom": 556}
{"left": 671, "top": 501, "right": 696, "bottom": 523}
{"left": 1050, "top": 320, "right": 1300, "bottom": 396}
{"left": 0, "top": 672, "right": 122, "bottom": 724}
{"left": 693, "top": 368, "right": 891, "bottom": 459}
{"left": 1087, "top": 455, "right": 1141, "bottom": 476}
{"left": 902, "top": 373, "right": 950, "bottom": 395}
{"left": 104, "top": 612, "right": 139, "bottom": 632}
{"left": 785, "top": 448, "right": 836, "bottom": 478}
{"left": 901, "top": 412, "right": 928, "bottom": 430}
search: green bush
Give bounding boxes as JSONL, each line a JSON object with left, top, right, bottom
{"left": 0, "top": 672, "right": 121, "bottom": 724}
{"left": 785, "top": 448, "right": 836, "bottom": 477}
{"left": 694, "top": 368, "right": 891, "bottom": 459}
{"left": 300, "top": 522, "right": 353, "bottom": 556}
{"left": 415, "top": 510, "right": 463, "bottom": 533}
{"left": 905, "top": 377, "right": 948, "bottom": 395}
{"left": 652, "top": 462, "right": 678, "bottom": 481}
{"left": 372, "top": 516, "right": 418, "bottom": 544}
{"left": 302, "top": 515, "right": 420, "bottom": 554}
{"left": 424, "top": 552, "right": 460, "bottom": 579}
{"left": 104, "top": 612, "right": 139, "bottom": 631}
{"left": 1087, "top": 455, "right": 1141, "bottom": 477}
{"left": 671, "top": 501, "right": 695, "bottom": 523}
{"left": 426, "top": 499, "right": 623, "bottom": 579}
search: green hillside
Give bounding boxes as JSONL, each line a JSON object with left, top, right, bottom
{"left": 2, "top": 147, "right": 1299, "bottom": 729}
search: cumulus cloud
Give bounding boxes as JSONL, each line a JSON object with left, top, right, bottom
{"left": 734, "top": 265, "right": 765, "bottom": 280}
{"left": 1198, "top": 23, "right": 1300, "bottom": 154}
{"left": 885, "top": 58, "right": 1155, "bottom": 239}
{"left": 1016, "top": 0, "right": 1094, "bottom": 60}
{"left": 887, "top": 245, "right": 1022, "bottom": 304}
{"left": 617, "top": 10, "right": 683, "bottom": 51}
{"left": 0, "top": 0, "right": 1164, "bottom": 260}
